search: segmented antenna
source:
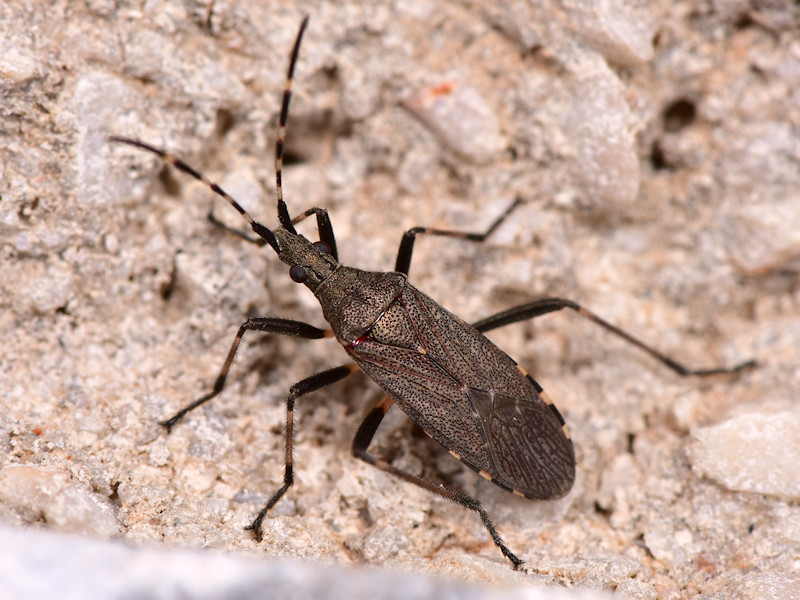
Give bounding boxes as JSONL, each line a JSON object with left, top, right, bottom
{"left": 274, "top": 15, "right": 310, "bottom": 234}
{"left": 107, "top": 136, "right": 281, "bottom": 253}
{"left": 108, "top": 17, "right": 314, "bottom": 255}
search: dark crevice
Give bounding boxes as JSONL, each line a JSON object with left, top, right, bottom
{"left": 650, "top": 140, "right": 670, "bottom": 171}
{"left": 594, "top": 501, "right": 612, "bottom": 517}
{"left": 159, "top": 254, "right": 179, "bottom": 301}
{"left": 215, "top": 108, "right": 235, "bottom": 138}
{"left": 157, "top": 164, "right": 181, "bottom": 196}
{"left": 663, "top": 98, "right": 696, "bottom": 133}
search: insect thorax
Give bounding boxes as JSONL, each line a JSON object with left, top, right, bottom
{"left": 316, "top": 267, "right": 406, "bottom": 343}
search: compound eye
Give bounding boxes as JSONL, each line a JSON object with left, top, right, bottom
{"left": 289, "top": 265, "right": 307, "bottom": 283}
{"left": 313, "top": 241, "right": 331, "bottom": 255}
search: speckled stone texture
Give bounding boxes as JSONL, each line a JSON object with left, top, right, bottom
{"left": 1, "top": 1, "right": 798, "bottom": 598}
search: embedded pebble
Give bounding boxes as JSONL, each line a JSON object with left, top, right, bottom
{"left": 0, "top": 466, "right": 120, "bottom": 538}
{"left": 0, "top": 45, "right": 39, "bottom": 88}
{"left": 402, "top": 82, "right": 505, "bottom": 164}
{"left": 26, "top": 261, "right": 74, "bottom": 314}
{"left": 720, "top": 197, "right": 800, "bottom": 275}
{"left": 642, "top": 525, "right": 698, "bottom": 567}
{"left": 562, "top": 57, "right": 640, "bottom": 210}
{"left": 727, "top": 572, "right": 800, "bottom": 600}
{"left": 690, "top": 409, "right": 800, "bottom": 500}
{"left": 71, "top": 71, "right": 150, "bottom": 211}
{"left": 613, "top": 579, "right": 658, "bottom": 600}
{"left": 596, "top": 453, "right": 641, "bottom": 512}
{"left": 562, "top": 1, "right": 657, "bottom": 66}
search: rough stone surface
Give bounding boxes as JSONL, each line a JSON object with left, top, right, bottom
{"left": 690, "top": 408, "right": 800, "bottom": 500}
{"left": 1, "top": 0, "right": 798, "bottom": 598}
{"left": 720, "top": 197, "right": 800, "bottom": 276}
{"left": 403, "top": 83, "right": 506, "bottom": 165}
{"left": 0, "top": 465, "right": 121, "bottom": 538}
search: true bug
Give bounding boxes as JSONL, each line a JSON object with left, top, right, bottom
{"left": 110, "top": 16, "right": 754, "bottom": 568}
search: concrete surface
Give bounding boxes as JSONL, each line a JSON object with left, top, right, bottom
{"left": 1, "top": 1, "right": 799, "bottom": 598}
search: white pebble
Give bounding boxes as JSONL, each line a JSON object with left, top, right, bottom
{"left": 563, "top": 0, "right": 657, "bottom": 66}
{"left": 402, "top": 82, "right": 505, "bottom": 165}
{"left": 690, "top": 409, "right": 800, "bottom": 500}
{"left": 0, "top": 465, "right": 120, "bottom": 538}
{"left": 563, "top": 58, "right": 640, "bottom": 210}
{"left": 720, "top": 197, "right": 800, "bottom": 276}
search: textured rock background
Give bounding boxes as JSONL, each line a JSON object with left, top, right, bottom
{"left": 1, "top": 1, "right": 799, "bottom": 598}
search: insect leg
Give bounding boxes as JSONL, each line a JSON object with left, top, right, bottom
{"left": 160, "top": 317, "right": 333, "bottom": 431}
{"left": 472, "top": 298, "right": 755, "bottom": 376}
{"left": 207, "top": 209, "right": 267, "bottom": 246}
{"left": 394, "top": 198, "right": 522, "bottom": 277}
{"left": 247, "top": 362, "right": 357, "bottom": 540}
{"left": 352, "top": 396, "right": 524, "bottom": 569}
{"left": 291, "top": 207, "right": 338, "bottom": 261}
{"left": 208, "top": 206, "right": 338, "bottom": 261}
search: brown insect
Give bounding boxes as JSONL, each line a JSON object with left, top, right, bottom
{"left": 110, "top": 16, "right": 754, "bottom": 567}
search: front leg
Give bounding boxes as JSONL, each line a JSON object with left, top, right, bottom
{"left": 394, "top": 198, "right": 522, "bottom": 277}
{"left": 208, "top": 205, "right": 338, "bottom": 260}
{"left": 161, "top": 317, "right": 333, "bottom": 431}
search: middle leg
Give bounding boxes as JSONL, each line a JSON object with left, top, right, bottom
{"left": 247, "top": 362, "right": 358, "bottom": 540}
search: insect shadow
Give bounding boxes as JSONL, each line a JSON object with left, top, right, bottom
{"left": 110, "top": 16, "right": 754, "bottom": 568}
